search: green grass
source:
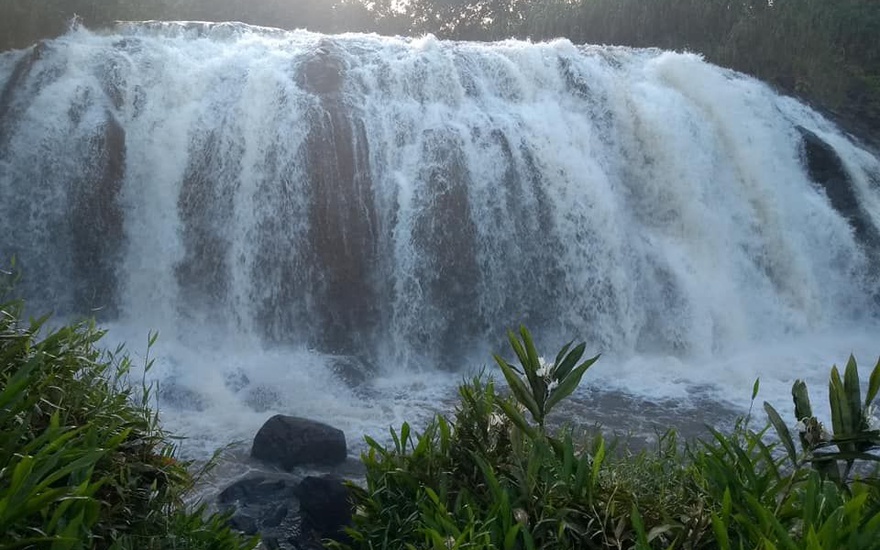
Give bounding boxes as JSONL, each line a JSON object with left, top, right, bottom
{"left": 0, "top": 269, "right": 257, "bottom": 549}
{"left": 333, "top": 328, "right": 880, "bottom": 550}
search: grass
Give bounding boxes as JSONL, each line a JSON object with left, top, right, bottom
{"left": 332, "top": 327, "right": 880, "bottom": 550}
{"left": 0, "top": 267, "right": 257, "bottom": 550}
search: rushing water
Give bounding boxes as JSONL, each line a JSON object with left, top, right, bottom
{"left": 1, "top": 22, "right": 879, "bottom": 457}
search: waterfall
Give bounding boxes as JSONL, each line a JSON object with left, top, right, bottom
{"left": 2, "top": 22, "right": 879, "bottom": 455}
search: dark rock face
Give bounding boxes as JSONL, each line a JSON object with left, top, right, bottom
{"left": 218, "top": 473, "right": 354, "bottom": 550}
{"left": 327, "top": 355, "right": 377, "bottom": 388}
{"left": 218, "top": 476, "right": 301, "bottom": 547}
{"left": 68, "top": 112, "right": 126, "bottom": 315}
{"left": 252, "top": 415, "right": 347, "bottom": 469}
{"left": 296, "top": 475, "right": 353, "bottom": 544}
{"left": 799, "top": 126, "right": 880, "bottom": 250}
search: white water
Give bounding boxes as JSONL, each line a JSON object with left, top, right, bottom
{"left": 1, "top": 23, "right": 879, "bottom": 458}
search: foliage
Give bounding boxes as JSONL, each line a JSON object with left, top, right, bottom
{"left": 334, "top": 326, "right": 880, "bottom": 549}
{"left": 0, "top": 272, "right": 257, "bottom": 549}
{"left": 1, "top": 0, "right": 877, "bottom": 142}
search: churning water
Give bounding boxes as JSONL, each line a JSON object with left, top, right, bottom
{"left": 1, "top": 22, "right": 879, "bottom": 457}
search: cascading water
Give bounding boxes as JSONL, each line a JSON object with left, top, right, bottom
{"left": 2, "top": 22, "right": 879, "bottom": 457}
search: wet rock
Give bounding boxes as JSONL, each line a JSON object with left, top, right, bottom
{"left": 244, "top": 385, "right": 283, "bottom": 413}
{"left": 251, "top": 415, "right": 347, "bottom": 469}
{"left": 219, "top": 476, "right": 300, "bottom": 547}
{"left": 798, "top": 126, "right": 880, "bottom": 250}
{"left": 218, "top": 477, "right": 298, "bottom": 505}
{"left": 297, "top": 40, "right": 346, "bottom": 96}
{"left": 224, "top": 369, "right": 251, "bottom": 393}
{"left": 69, "top": 111, "right": 126, "bottom": 315}
{"left": 327, "top": 355, "right": 377, "bottom": 388}
{"left": 229, "top": 512, "right": 259, "bottom": 535}
{"left": 157, "top": 382, "right": 207, "bottom": 412}
{"left": 296, "top": 475, "right": 353, "bottom": 544}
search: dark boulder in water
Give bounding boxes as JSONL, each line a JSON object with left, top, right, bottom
{"left": 252, "top": 415, "right": 347, "bottom": 469}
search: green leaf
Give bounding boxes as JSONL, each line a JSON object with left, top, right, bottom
{"left": 518, "top": 327, "right": 542, "bottom": 402}
{"left": 764, "top": 402, "right": 797, "bottom": 465}
{"left": 844, "top": 355, "right": 862, "bottom": 431}
{"left": 544, "top": 354, "right": 599, "bottom": 413}
{"left": 591, "top": 437, "right": 605, "bottom": 486}
{"left": 554, "top": 342, "right": 586, "bottom": 381}
{"left": 495, "top": 354, "right": 541, "bottom": 423}
{"left": 554, "top": 342, "right": 573, "bottom": 370}
{"left": 829, "top": 366, "right": 851, "bottom": 446}
{"left": 792, "top": 380, "right": 813, "bottom": 421}
{"left": 631, "top": 503, "right": 649, "bottom": 550}
{"left": 866, "top": 356, "right": 880, "bottom": 406}
{"left": 752, "top": 378, "right": 760, "bottom": 401}
{"left": 497, "top": 399, "right": 539, "bottom": 441}
{"left": 711, "top": 513, "right": 731, "bottom": 550}
{"left": 503, "top": 524, "right": 521, "bottom": 550}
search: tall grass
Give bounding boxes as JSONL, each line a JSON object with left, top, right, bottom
{"left": 0, "top": 268, "right": 257, "bottom": 549}
{"left": 334, "top": 327, "right": 880, "bottom": 549}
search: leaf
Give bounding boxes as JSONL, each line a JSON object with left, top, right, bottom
{"left": 497, "top": 400, "right": 539, "bottom": 441}
{"left": 829, "top": 366, "right": 851, "bottom": 446}
{"left": 866, "top": 356, "right": 880, "bottom": 406}
{"left": 518, "top": 327, "right": 543, "bottom": 401}
{"left": 792, "top": 380, "right": 813, "bottom": 421}
{"left": 764, "top": 402, "right": 798, "bottom": 465}
{"left": 752, "top": 378, "right": 761, "bottom": 401}
{"left": 554, "top": 342, "right": 573, "bottom": 370}
{"left": 711, "top": 513, "right": 731, "bottom": 550}
{"left": 495, "top": 354, "right": 541, "bottom": 423}
{"left": 844, "top": 355, "right": 862, "bottom": 431}
{"left": 591, "top": 437, "right": 605, "bottom": 486}
{"left": 631, "top": 503, "right": 649, "bottom": 550}
{"left": 503, "top": 524, "right": 521, "bottom": 550}
{"left": 865, "top": 358, "right": 880, "bottom": 407}
{"left": 554, "top": 342, "right": 586, "bottom": 381}
{"left": 544, "top": 354, "right": 599, "bottom": 413}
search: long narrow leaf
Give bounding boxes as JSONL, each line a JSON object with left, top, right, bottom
{"left": 545, "top": 354, "right": 599, "bottom": 413}
{"left": 866, "top": 356, "right": 880, "bottom": 405}
{"left": 764, "top": 402, "right": 798, "bottom": 465}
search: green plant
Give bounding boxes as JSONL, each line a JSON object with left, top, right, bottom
{"left": 339, "top": 326, "right": 880, "bottom": 550}
{"left": 0, "top": 283, "right": 257, "bottom": 549}
{"left": 765, "top": 355, "right": 880, "bottom": 484}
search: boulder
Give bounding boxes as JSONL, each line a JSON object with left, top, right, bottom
{"left": 296, "top": 475, "right": 353, "bottom": 543}
{"left": 251, "top": 415, "right": 347, "bottom": 469}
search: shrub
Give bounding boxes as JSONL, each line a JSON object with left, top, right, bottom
{"left": 336, "top": 327, "right": 880, "bottom": 550}
{"left": 0, "top": 270, "right": 257, "bottom": 549}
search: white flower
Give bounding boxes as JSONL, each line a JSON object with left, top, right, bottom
{"left": 488, "top": 412, "right": 505, "bottom": 429}
{"left": 794, "top": 419, "right": 807, "bottom": 433}
{"left": 866, "top": 405, "right": 880, "bottom": 431}
{"left": 547, "top": 379, "right": 559, "bottom": 392}
{"left": 536, "top": 356, "right": 553, "bottom": 379}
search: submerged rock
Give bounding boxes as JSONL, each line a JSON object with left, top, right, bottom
{"left": 251, "top": 415, "right": 347, "bottom": 469}
{"left": 327, "top": 355, "right": 377, "bottom": 388}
